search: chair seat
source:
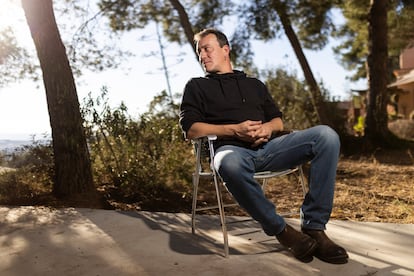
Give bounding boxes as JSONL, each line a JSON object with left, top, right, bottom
{"left": 254, "top": 168, "right": 298, "bottom": 179}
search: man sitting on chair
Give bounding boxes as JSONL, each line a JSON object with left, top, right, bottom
{"left": 179, "top": 28, "right": 348, "bottom": 264}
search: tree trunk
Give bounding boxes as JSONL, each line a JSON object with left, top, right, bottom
{"left": 21, "top": 0, "right": 94, "bottom": 197}
{"left": 365, "top": 0, "right": 393, "bottom": 146}
{"left": 168, "top": 0, "right": 197, "bottom": 58}
{"left": 274, "top": 2, "right": 332, "bottom": 127}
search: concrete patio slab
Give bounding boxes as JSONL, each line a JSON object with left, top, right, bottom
{"left": 1, "top": 206, "right": 413, "bottom": 275}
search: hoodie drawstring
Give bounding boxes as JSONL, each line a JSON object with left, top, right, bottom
{"left": 235, "top": 78, "right": 246, "bottom": 103}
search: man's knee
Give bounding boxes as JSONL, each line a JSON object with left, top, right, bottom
{"left": 215, "top": 153, "right": 244, "bottom": 176}
{"left": 315, "top": 125, "right": 340, "bottom": 147}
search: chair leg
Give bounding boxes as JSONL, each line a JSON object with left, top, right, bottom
{"left": 213, "top": 175, "right": 229, "bottom": 257}
{"left": 191, "top": 173, "right": 199, "bottom": 235}
{"left": 298, "top": 165, "right": 308, "bottom": 197}
{"left": 261, "top": 178, "right": 268, "bottom": 190}
{"left": 191, "top": 136, "right": 230, "bottom": 257}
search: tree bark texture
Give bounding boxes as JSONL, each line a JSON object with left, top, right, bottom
{"left": 365, "top": 0, "right": 392, "bottom": 145}
{"left": 273, "top": 2, "right": 332, "bottom": 127}
{"left": 21, "top": 0, "right": 94, "bottom": 197}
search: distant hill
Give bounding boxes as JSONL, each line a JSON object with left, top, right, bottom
{"left": 0, "top": 139, "right": 32, "bottom": 152}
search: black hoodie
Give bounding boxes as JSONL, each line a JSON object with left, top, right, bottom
{"left": 179, "top": 70, "right": 283, "bottom": 149}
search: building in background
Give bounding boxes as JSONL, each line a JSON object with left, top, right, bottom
{"left": 388, "top": 46, "right": 414, "bottom": 120}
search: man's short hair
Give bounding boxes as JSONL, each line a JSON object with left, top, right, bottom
{"left": 194, "top": 28, "right": 230, "bottom": 48}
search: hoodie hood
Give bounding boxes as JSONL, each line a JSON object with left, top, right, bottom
{"left": 205, "top": 70, "right": 246, "bottom": 80}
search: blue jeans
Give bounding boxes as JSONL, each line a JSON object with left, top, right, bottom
{"left": 213, "top": 125, "right": 340, "bottom": 236}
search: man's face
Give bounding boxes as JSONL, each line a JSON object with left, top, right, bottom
{"left": 196, "top": 33, "right": 229, "bottom": 73}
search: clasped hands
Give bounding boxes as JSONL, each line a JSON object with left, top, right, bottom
{"left": 234, "top": 120, "right": 274, "bottom": 148}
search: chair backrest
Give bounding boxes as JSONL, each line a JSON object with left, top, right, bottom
{"left": 192, "top": 135, "right": 218, "bottom": 174}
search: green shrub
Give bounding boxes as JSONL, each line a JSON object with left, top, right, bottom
{"left": 82, "top": 88, "right": 194, "bottom": 199}
{"left": 0, "top": 141, "right": 54, "bottom": 204}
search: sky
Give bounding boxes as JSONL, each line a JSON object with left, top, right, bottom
{"left": 0, "top": 1, "right": 366, "bottom": 140}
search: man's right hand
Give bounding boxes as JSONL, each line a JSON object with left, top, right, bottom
{"left": 234, "top": 120, "right": 263, "bottom": 143}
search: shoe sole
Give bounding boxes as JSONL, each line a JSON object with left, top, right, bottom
{"left": 315, "top": 254, "right": 349, "bottom": 264}
{"left": 295, "top": 240, "right": 317, "bottom": 263}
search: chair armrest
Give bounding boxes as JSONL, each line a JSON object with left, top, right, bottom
{"left": 191, "top": 135, "right": 217, "bottom": 142}
{"left": 207, "top": 135, "right": 217, "bottom": 141}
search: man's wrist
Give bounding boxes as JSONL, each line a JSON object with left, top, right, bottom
{"left": 226, "top": 124, "right": 237, "bottom": 137}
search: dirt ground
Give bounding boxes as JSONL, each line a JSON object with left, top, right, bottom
{"left": 197, "top": 148, "right": 414, "bottom": 224}
{"left": 332, "top": 149, "right": 414, "bottom": 223}
{"left": 87, "top": 150, "right": 413, "bottom": 225}
{"left": 1, "top": 148, "right": 413, "bottom": 224}
{"left": 109, "top": 147, "right": 414, "bottom": 224}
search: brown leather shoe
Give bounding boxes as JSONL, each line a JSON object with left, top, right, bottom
{"left": 302, "top": 229, "right": 349, "bottom": 264}
{"left": 276, "top": 224, "right": 317, "bottom": 263}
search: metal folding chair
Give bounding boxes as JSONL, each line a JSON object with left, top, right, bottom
{"left": 191, "top": 135, "right": 307, "bottom": 257}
